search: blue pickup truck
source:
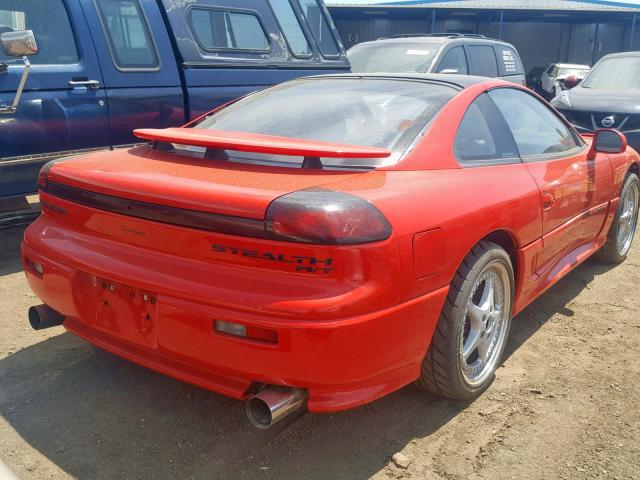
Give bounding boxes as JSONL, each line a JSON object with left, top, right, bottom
{"left": 0, "top": 0, "right": 349, "bottom": 200}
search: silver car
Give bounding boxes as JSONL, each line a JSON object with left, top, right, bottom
{"left": 348, "top": 33, "right": 526, "bottom": 85}
{"left": 541, "top": 63, "right": 590, "bottom": 99}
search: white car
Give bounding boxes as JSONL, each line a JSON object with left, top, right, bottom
{"left": 541, "top": 63, "right": 590, "bottom": 99}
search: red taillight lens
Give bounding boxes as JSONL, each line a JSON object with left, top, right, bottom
{"left": 265, "top": 189, "right": 391, "bottom": 244}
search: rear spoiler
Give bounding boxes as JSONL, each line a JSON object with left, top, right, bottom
{"left": 133, "top": 128, "right": 391, "bottom": 159}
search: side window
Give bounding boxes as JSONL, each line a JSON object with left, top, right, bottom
{"left": 297, "top": 0, "right": 339, "bottom": 57}
{"left": 494, "top": 47, "right": 523, "bottom": 76}
{"left": 489, "top": 88, "right": 581, "bottom": 158}
{"left": 95, "top": 0, "right": 159, "bottom": 69}
{"left": 269, "top": 0, "right": 311, "bottom": 57}
{"left": 0, "top": 0, "right": 78, "bottom": 64}
{"left": 189, "top": 8, "right": 269, "bottom": 51}
{"left": 455, "top": 93, "right": 520, "bottom": 165}
{"left": 436, "top": 46, "right": 468, "bottom": 74}
{"left": 467, "top": 45, "right": 498, "bottom": 77}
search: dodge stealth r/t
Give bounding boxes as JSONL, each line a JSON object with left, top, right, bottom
{"left": 22, "top": 74, "right": 640, "bottom": 428}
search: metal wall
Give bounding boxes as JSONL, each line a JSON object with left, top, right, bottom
{"left": 331, "top": 8, "right": 638, "bottom": 71}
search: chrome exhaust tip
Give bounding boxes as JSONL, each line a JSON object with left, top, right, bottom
{"left": 28, "top": 304, "right": 64, "bottom": 330}
{"left": 246, "top": 386, "right": 307, "bottom": 429}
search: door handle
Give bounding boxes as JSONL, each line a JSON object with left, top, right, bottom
{"left": 542, "top": 192, "right": 555, "bottom": 210}
{"left": 68, "top": 79, "right": 100, "bottom": 90}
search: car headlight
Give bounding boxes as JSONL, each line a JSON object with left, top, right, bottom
{"left": 551, "top": 91, "right": 572, "bottom": 108}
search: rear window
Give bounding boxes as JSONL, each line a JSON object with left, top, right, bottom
{"left": 348, "top": 43, "right": 440, "bottom": 73}
{"left": 494, "top": 46, "right": 523, "bottom": 76}
{"left": 189, "top": 8, "right": 269, "bottom": 51}
{"left": 189, "top": 78, "right": 457, "bottom": 168}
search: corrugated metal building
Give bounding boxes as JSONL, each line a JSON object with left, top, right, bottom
{"left": 327, "top": 0, "right": 640, "bottom": 72}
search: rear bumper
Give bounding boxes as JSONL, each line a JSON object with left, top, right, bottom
{"left": 22, "top": 223, "right": 447, "bottom": 413}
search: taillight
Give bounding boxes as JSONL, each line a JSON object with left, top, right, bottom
{"left": 265, "top": 189, "right": 391, "bottom": 245}
{"left": 37, "top": 170, "right": 48, "bottom": 191}
{"left": 38, "top": 158, "right": 68, "bottom": 192}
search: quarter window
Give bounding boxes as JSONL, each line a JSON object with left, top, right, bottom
{"left": 95, "top": 0, "right": 159, "bottom": 69}
{"left": 467, "top": 45, "right": 498, "bottom": 77}
{"left": 297, "top": 0, "right": 339, "bottom": 57}
{"left": 189, "top": 8, "right": 269, "bottom": 51}
{"left": 0, "top": 0, "right": 78, "bottom": 64}
{"left": 455, "top": 93, "right": 519, "bottom": 165}
{"left": 269, "top": 0, "right": 311, "bottom": 57}
{"left": 436, "top": 46, "right": 468, "bottom": 74}
{"left": 489, "top": 88, "right": 580, "bottom": 158}
{"left": 494, "top": 47, "right": 522, "bottom": 76}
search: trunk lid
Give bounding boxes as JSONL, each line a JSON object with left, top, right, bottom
{"left": 46, "top": 146, "right": 366, "bottom": 219}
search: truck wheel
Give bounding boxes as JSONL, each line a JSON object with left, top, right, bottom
{"left": 416, "top": 241, "right": 514, "bottom": 400}
{"left": 597, "top": 173, "right": 640, "bottom": 264}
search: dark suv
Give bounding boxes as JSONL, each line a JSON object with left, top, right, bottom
{"left": 550, "top": 52, "right": 640, "bottom": 151}
{"left": 347, "top": 34, "right": 525, "bottom": 84}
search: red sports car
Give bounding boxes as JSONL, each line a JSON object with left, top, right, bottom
{"left": 22, "top": 74, "right": 639, "bottom": 429}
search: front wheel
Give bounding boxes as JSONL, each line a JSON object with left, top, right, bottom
{"left": 416, "top": 241, "right": 514, "bottom": 400}
{"left": 598, "top": 173, "right": 640, "bottom": 264}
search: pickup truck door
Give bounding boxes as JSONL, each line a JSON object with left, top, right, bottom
{"left": 488, "top": 87, "right": 612, "bottom": 272}
{"left": 0, "top": 0, "right": 109, "bottom": 198}
{"left": 78, "top": 0, "right": 185, "bottom": 147}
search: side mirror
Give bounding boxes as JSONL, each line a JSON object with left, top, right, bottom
{"left": 1, "top": 30, "right": 38, "bottom": 57}
{"left": 563, "top": 75, "right": 580, "bottom": 89}
{"left": 0, "top": 30, "right": 38, "bottom": 115}
{"left": 438, "top": 68, "right": 459, "bottom": 74}
{"left": 588, "top": 129, "right": 627, "bottom": 159}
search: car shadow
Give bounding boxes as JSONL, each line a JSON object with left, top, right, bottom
{"left": 0, "top": 227, "right": 618, "bottom": 479}
{"left": 0, "top": 224, "right": 28, "bottom": 276}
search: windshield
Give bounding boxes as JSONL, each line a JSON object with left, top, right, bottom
{"left": 558, "top": 67, "right": 589, "bottom": 77}
{"left": 190, "top": 78, "right": 456, "bottom": 168}
{"left": 582, "top": 57, "right": 640, "bottom": 90}
{"left": 347, "top": 43, "right": 439, "bottom": 73}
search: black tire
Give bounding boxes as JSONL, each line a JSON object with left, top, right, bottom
{"left": 597, "top": 173, "right": 640, "bottom": 264}
{"left": 416, "top": 241, "right": 514, "bottom": 400}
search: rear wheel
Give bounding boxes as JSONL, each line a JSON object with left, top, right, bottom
{"left": 597, "top": 173, "right": 640, "bottom": 264}
{"left": 416, "top": 241, "right": 514, "bottom": 400}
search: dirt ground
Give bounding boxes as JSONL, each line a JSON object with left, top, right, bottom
{"left": 1, "top": 223, "right": 639, "bottom": 480}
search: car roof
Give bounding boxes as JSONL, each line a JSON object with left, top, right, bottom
{"left": 304, "top": 73, "right": 491, "bottom": 90}
{"left": 598, "top": 51, "right": 640, "bottom": 60}
{"left": 354, "top": 34, "right": 513, "bottom": 48}
{"left": 550, "top": 63, "right": 590, "bottom": 69}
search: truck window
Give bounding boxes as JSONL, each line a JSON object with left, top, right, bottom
{"left": 297, "top": 0, "right": 339, "bottom": 57}
{"left": 268, "top": 0, "right": 311, "bottom": 57}
{"left": 95, "top": 0, "right": 159, "bottom": 70}
{"left": 467, "top": 45, "right": 498, "bottom": 77}
{"left": 189, "top": 8, "right": 269, "bottom": 51}
{"left": 0, "top": 0, "right": 78, "bottom": 64}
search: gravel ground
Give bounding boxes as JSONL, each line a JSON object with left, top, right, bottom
{"left": 1, "top": 223, "right": 639, "bottom": 480}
